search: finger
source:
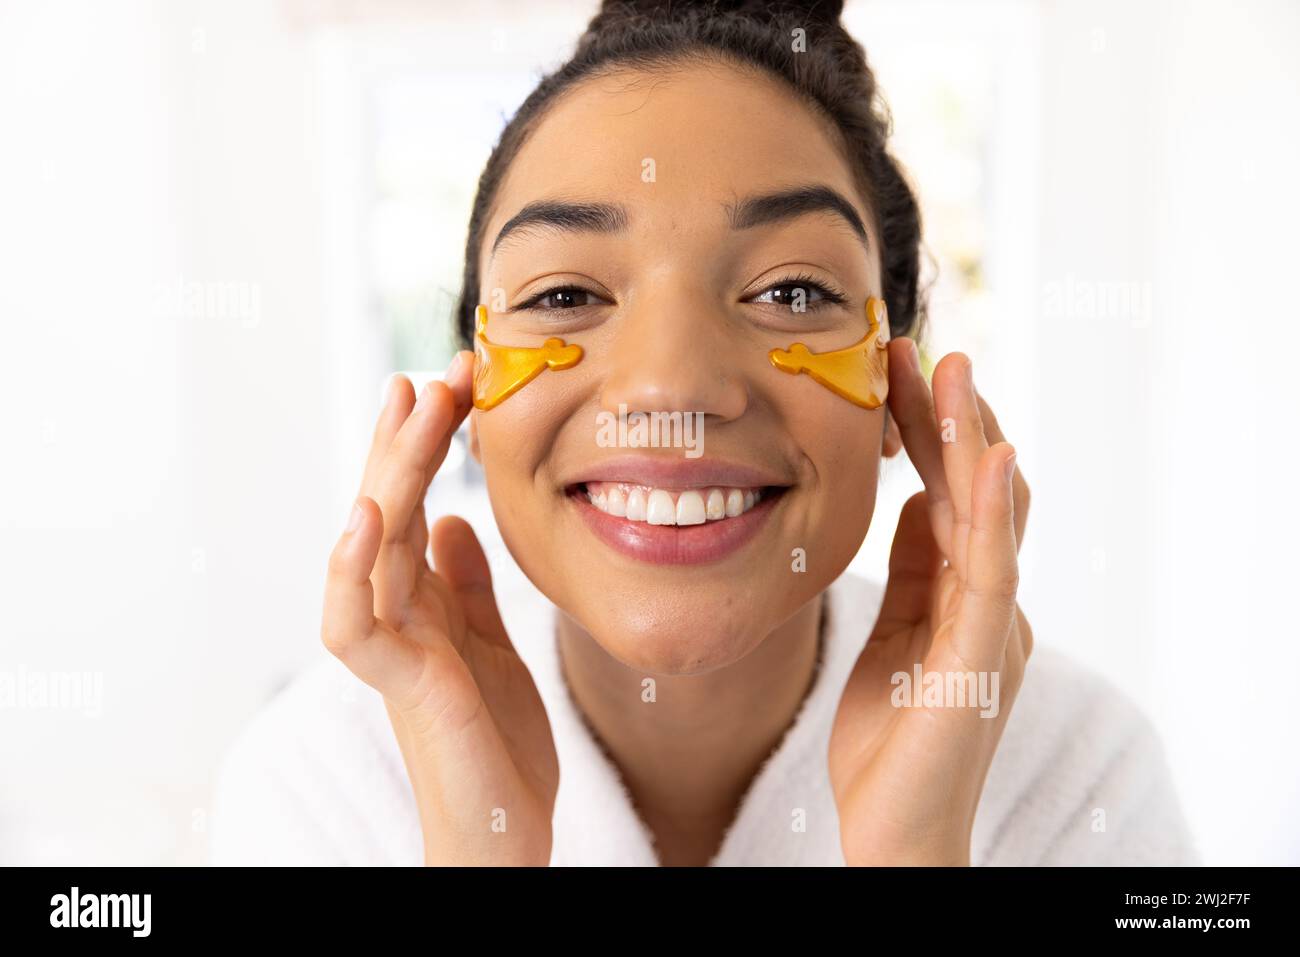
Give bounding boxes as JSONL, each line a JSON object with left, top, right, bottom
{"left": 407, "top": 500, "right": 430, "bottom": 561}
{"left": 412, "top": 357, "right": 474, "bottom": 553}
{"left": 361, "top": 375, "right": 416, "bottom": 495}
{"left": 997, "top": 606, "right": 1031, "bottom": 713}
{"left": 1016, "top": 605, "right": 1034, "bottom": 660}
{"left": 322, "top": 496, "right": 425, "bottom": 693}
{"left": 372, "top": 367, "right": 475, "bottom": 622}
{"left": 443, "top": 350, "right": 474, "bottom": 409}
{"left": 364, "top": 383, "right": 465, "bottom": 623}
{"left": 994, "top": 614, "right": 1027, "bottom": 718}
{"left": 357, "top": 377, "right": 426, "bottom": 622}
{"left": 399, "top": 351, "right": 473, "bottom": 567}
{"left": 974, "top": 391, "right": 1029, "bottom": 548}
{"left": 371, "top": 381, "right": 465, "bottom": 547}
{"left": 872, "top": 491, "right": 944, "bottom": 637}
{"left": 886, "top": 338, "right": 955, "bottom": 560}
{"left": 931, "top": 353, "right": 989, "bottom": 581}
{"left": 948, "top": 442, "right": 1019, "bottom": 673}
{"left": 430, "top": 515, "right": 515, "bottom": 651}
{"left": 416, "top": 357, "right": 475, "bottom": 508}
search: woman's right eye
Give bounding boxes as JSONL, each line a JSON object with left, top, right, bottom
{"left": 518, "top": 286, "right": 603, "bottom": 311}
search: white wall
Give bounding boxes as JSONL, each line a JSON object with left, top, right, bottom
{"left": 0, "top": 0, "right": 335, "bottom": 863}
{"left": 1145, "top": 0, "right": 1300, "bottom": 866}
{"left": 1026, "top": 0, "right": 1300, "bottom": 866}
{"left": 0, "top": 0, "right": 1295, "bottom": 865}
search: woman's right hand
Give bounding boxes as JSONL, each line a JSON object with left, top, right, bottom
{"left": 321, "top": 353, "right": 558, "bottom": 866}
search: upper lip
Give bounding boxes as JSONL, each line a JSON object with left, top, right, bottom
{"left": 561, "top": 454, "right": 794, "bottom": 490}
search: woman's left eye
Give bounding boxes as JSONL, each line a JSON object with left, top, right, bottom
{"left": 517, "top": 286, "right": 604, "bottom": 311}
{"left": 748, "top": 276, "right": 846, "bottom": 311}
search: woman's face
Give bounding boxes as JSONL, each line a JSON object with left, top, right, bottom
{"left": 473, "top": 60, "right": 893, "bottom": 674}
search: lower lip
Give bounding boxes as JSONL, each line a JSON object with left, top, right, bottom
{"left": 569, "top": 487, "right": 784, "bottom": 565}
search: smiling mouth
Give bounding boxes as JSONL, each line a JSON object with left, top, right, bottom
{"left": 564, "top": 480, "right": 790, "bottom": 565}
{"left": 574, "top": 481, "right": 778, "bottom": 525}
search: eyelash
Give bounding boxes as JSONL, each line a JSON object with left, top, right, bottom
{"left": 515, "top": 286, "right": 603, "bottom": 312}
{"left": 750, "top": 272, "right": 847, "bottom": 310}
{"left": 515, "top": 273, "right": 847, "bottom": 312}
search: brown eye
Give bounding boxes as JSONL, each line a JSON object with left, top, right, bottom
{"left": 749, "top": 275, "right": 846, "bottom": 311}
{"left": 521, "top": 286, "right": 602, "bottom": 310}
{"left": 759, "top": 282, "right": 824, "bottom": 308}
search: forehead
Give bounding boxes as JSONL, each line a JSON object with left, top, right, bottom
{"left": 484, "top": 59, "right": 865, "bottom": 252}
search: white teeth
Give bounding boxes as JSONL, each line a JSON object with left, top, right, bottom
{"left": 725, "top": 488, "right": 744, "bottom": 517}
{"left": 646, "top": 489, "right": 676, "bottom": 525}
{"left": 625, "top": 487, "right": 647, "bottom": 521}
{"left": 705, "top": 487, "right": 725, "bottom": 520}
{"left": 584, "top": 482, "right": 770, "bottom": 525}
{"left": 676, "top": 490, "right": 706, "bottom": 525}
{"left": 606, "top": 486, "right": 626, "bottom": 517}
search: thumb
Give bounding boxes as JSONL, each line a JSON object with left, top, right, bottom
{"left": 429, "top": 515, "right": 514, "bottom": 650}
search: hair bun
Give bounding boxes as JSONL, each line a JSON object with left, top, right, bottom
{"left": 602, "top": 0, "right": 845, "bottom": 25}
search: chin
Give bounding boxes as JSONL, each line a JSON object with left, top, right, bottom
{"left": 580, "top": 607, "right": 765, "bottom": 676}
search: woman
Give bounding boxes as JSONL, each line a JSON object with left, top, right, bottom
{"left": 212, "top": 0, "right": 1197, "bottom": 866}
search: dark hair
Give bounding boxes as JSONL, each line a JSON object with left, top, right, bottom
{"left": 452, "top": 0, "right": 925, "bottom": 349}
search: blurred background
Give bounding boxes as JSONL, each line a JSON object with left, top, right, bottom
{"left": 1, "top": 0, "right": 1297, "bottom": 865}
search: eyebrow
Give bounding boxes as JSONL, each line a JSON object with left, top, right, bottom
{"left": 728, "top": 184, "right": 869, "bottom": 248}
{"left": 488, "top": 183, "right": 869, "bottom": 258}
{"left": 491, "top": 200, "right": 629, "bottom": 255}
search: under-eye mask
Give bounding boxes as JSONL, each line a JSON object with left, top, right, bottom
{"left": 471, "top": 297, "right": 889, "bottom": 411}
{"left": 769, "top": 297, "right": 890, "bottom": 409}
{"left": 472, "top": 304, "right": 584, "bottom": 411}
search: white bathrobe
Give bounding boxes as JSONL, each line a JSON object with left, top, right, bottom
{"left": 210, "top": 571, "right": 1200, "bottom": 866}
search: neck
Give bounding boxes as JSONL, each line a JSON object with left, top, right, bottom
{"left": 555, "top": 594, "right": 825, "bottom": 866}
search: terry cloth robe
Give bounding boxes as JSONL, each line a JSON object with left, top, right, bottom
{"left": 210, "top": 570, "right": 1200, "bottom": 866}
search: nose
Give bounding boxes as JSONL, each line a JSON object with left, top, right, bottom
{"left": 598, "top": 289, "right": 750, "bottom": 422}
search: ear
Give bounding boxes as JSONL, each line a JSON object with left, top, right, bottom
{"left": 468, "top": 410, "right": 482, "bottom": 464}
{"left": 881, "top": 408, "right": 903, "bottom": 459}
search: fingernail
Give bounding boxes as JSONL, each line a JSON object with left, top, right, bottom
{"left": 907, "top": 339, "right": 922, "bottom": 373}
{"left": 964, "top": 356, "right": 975, "bottom": 391}
{"left": 1003, "top": 450, "right": 1017, "bottom": 483}
{"left": 442, "top": 352, "right": 464, "bottom": 383}
{"left": 379, "top": 373, "right": 398, "bottom": 411}
{"left": 345, "top": 502, "right": 363, "bottom": 534}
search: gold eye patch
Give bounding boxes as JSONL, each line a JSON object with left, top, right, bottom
{"left": 768, "top": 297, "right": 890, "bottom": 409}
{"left": 472, "top": 305, "right": 584, "bottom": 411}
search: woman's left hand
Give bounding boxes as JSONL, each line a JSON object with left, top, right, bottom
{"left": 829, "top": 339, "right": 1033, "bottom": 866}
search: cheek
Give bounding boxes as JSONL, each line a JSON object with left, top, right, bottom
{"left": 473, "top": 398, "right": 551, "bottom": 527}
{"left": 475, "top": 402, "right": 565, "bottom": 602}
{"left": 795, "top": 398, "right": 885, "bottom": 560}
{"left": 474, "top": 373, "right": 580, "bottom": 475}
{"left": 472, "top": 382, "right": 587, "bottom": 560}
